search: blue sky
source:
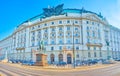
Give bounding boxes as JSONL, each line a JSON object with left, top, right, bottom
{"left": 0, "top": 0, "right": 120, "bottom": 40}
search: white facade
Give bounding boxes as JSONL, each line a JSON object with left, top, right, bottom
{"left": 0, "top": 5, "right": 120, "bottom": 64}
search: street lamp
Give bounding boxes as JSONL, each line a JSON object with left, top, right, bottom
{"left": 81, "top": 8, "right": 84, "bottom": 63}
{"left": 106, "top": 41, "right": 110, "bottom": 60}
{"left": 72, "top": 22, "right": 75, "bottom": 68}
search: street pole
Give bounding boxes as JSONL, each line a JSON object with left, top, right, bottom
{"left": 81, "top": 8, "right": 84, "bottom": 62}
{"left": 31, "top": 48, "right": 33, "bottom": 61}
{"left": 73, "top": 22, "right": 75, "bottom": 69}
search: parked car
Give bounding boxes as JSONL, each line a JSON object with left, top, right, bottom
{"left": 75, "top": 60, "right": 82, "bottom": 66}
{"left": 22, "top": 60, "right": 35, "bottom": 66}
{"left": 57, "top": 61, "right": 67, "bottom": 66}
{"left": 28, "top": 61, "right": 35, "bottom": 66}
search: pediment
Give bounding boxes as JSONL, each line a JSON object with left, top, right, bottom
{"left": 85, "top": 14, "right": 102, "bottom": 21}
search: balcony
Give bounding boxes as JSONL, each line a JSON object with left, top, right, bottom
{"left": 16, "top": 47, "right": 25, "bottom": 50}
{"left": 86, "top": 43, "right": 102, "bottom": 47}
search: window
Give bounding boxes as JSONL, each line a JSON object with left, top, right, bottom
{"left": 67, "top": 26, "right": 70, "bottom": 30}
{"left": 44, "top": 23, "right": 47, "bottom": 26}
{"left": 93, "top": 31, "right": 95, "bottom": 37}
{"left": 32, "top": 32, "right": 35, "bottom": 35}
{"left": 38, "top": 41, "right": 40, "bottom": 46}
{"left": 59, "top": 27, "right": 62, "bottom": 31}
{"left": 88, "top": 46, "right": 90, "bottom": 50}
{"left": 67, "top": 46, "right": 71, "bottom": 50}
{"left": 98, "top": 24, "right": 99, "bottom": 27}
{"left": 88, "top": 52, "right": 91, "bottom": 57}
{"left": 32, "top": 37, "right": 35, "bottom": 41}
{"left": 76, "top": 54, "right": 79, "bottom": 58}
{"left": 32, "top": 43, "right": 34, "bottom": 47}
{"left": 76, "top": 46, "right": 79, "bottom": 50}
{"left": 51, "top": 40, "right": 55, "bottom": 45}
{"left": 75, "top": 21, "right": 78, "bottom": 24}
{"left": 51, "top": 22, "right": 54, "bottom": 25}
{"left": 67, "top": 39, "right": 71, "bottom": 44}
{"left": 100, "top": 52, "right": 102, "bottom": 57}
{"left": 75, "top": 39, "right": 79, "bottom": 44}
{"left": 98, "top": 30, "right": 101, "bottom": 38}
{"left": 45, "top": 29, "right": 47, "bottom": 32}
{"left": 86, "top": 21, "right": 89, "bottom": 24}
{"left": 52, "top": 34, "right": 55, "bottom": 36}
{"left": 38, "top": 30, "right": 41, "bottom": 34}
{"left": 52, "top": 28, "right": 55, "bottom": 31}
{"left": 75, "top": 33, "right": 78, "bottom": 37}
{"left": 44, "top": 41, "right": 48, "bottom": 45}
{"left": 92, "top": 22, "right": 94, "bottom": 25}
{"left": 94, "top": 47, "right": 96, "bottom": 50}
{"left": 38, "top": 25, "right": 40, "bottom": 28}
{"left": 87, "top": 38, "right": 90, "bottom": 43}
{"left": 59, "top": 21, "right": 62, "bottom": 24}
{"left": 87, "top": 26, "right": 89, "bottom": 30}
{"left": 51, "top": 47, "right": 54, "bottom": 51}
{"left": 32, "top": 27, "right": 34, "bottom": 30}
{"left": 87, "top": 32, "right": 89, "bottom": 36}
{"left": 59, "top": 39, "right": 63, "bottom": 44}
{"left": 67, "top": 32, "right": 70, "bottom": 36}
{"left": 59, "top": 46, "right": 62, "bottom": 50}
{"left": 67, "top": 20, "right": 70, "bottom": 23}
{"left": 94, "top": 52, "right": 97, "bottom": 57}
{"left": 75, "top": 27, "right": 78, "bottom": 30}
{"left": 59, "top": 33, "right": 63, "bottom": 36}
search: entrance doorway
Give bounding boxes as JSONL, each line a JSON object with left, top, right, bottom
{"left": 50, "top": 54, "right": 54, "bottom": 64}
{"left": 67, "top": 54, "right": 72, "bottom": 64}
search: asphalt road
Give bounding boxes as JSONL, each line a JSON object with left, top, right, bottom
{"left": 0, "top": 62, "right": 120, "bottom": 76}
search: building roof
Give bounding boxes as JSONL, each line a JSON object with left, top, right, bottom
{"left": 17, "top": 4, "right": 104, "bottom": 28}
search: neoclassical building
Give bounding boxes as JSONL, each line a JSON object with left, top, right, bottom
{"left": 0, "top": 4, "right": 120, "bottom": 64}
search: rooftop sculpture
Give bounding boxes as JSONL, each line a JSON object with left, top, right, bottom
{"left": 43, "top": 4, "right": 64, "bottom": 17}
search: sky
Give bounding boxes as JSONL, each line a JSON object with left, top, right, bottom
{"left": 0, "top": 0, "right": 120, "bottom": 40}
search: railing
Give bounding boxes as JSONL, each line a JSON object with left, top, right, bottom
{"left": 86, "top": 43, "right": 102, "bottom": 47}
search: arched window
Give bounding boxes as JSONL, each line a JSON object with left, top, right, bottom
{"left": 50, "top": 54, "right": 54, "bottom": 64}
{"left": 58, "top": 54, "right": 63, "bottom": 62}
{"left": 67, "top": 54, "right": 72, "bottom": 64}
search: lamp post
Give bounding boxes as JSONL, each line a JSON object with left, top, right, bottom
{"left": 31, "top": 48, "right": 33, "bottom": 61}
{"left": 72, "top": 22, "right": 75, "bottom": 68}
{"left": 81, "top": 8, "right": 84, "bottom": 63}
{"left": 106, "top": 41, "right": 110, "bottom": 60}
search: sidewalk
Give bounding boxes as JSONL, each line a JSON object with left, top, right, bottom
{"left": 0, "top": 62, "right": 116, "bottom": 72}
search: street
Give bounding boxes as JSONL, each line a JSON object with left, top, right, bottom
{"left": 0, "top": 62, "right": 120, "bottom": 76}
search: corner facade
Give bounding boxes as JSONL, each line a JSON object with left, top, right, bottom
{"left": 0, "top": 4, "right": 120, "bottom": 64}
